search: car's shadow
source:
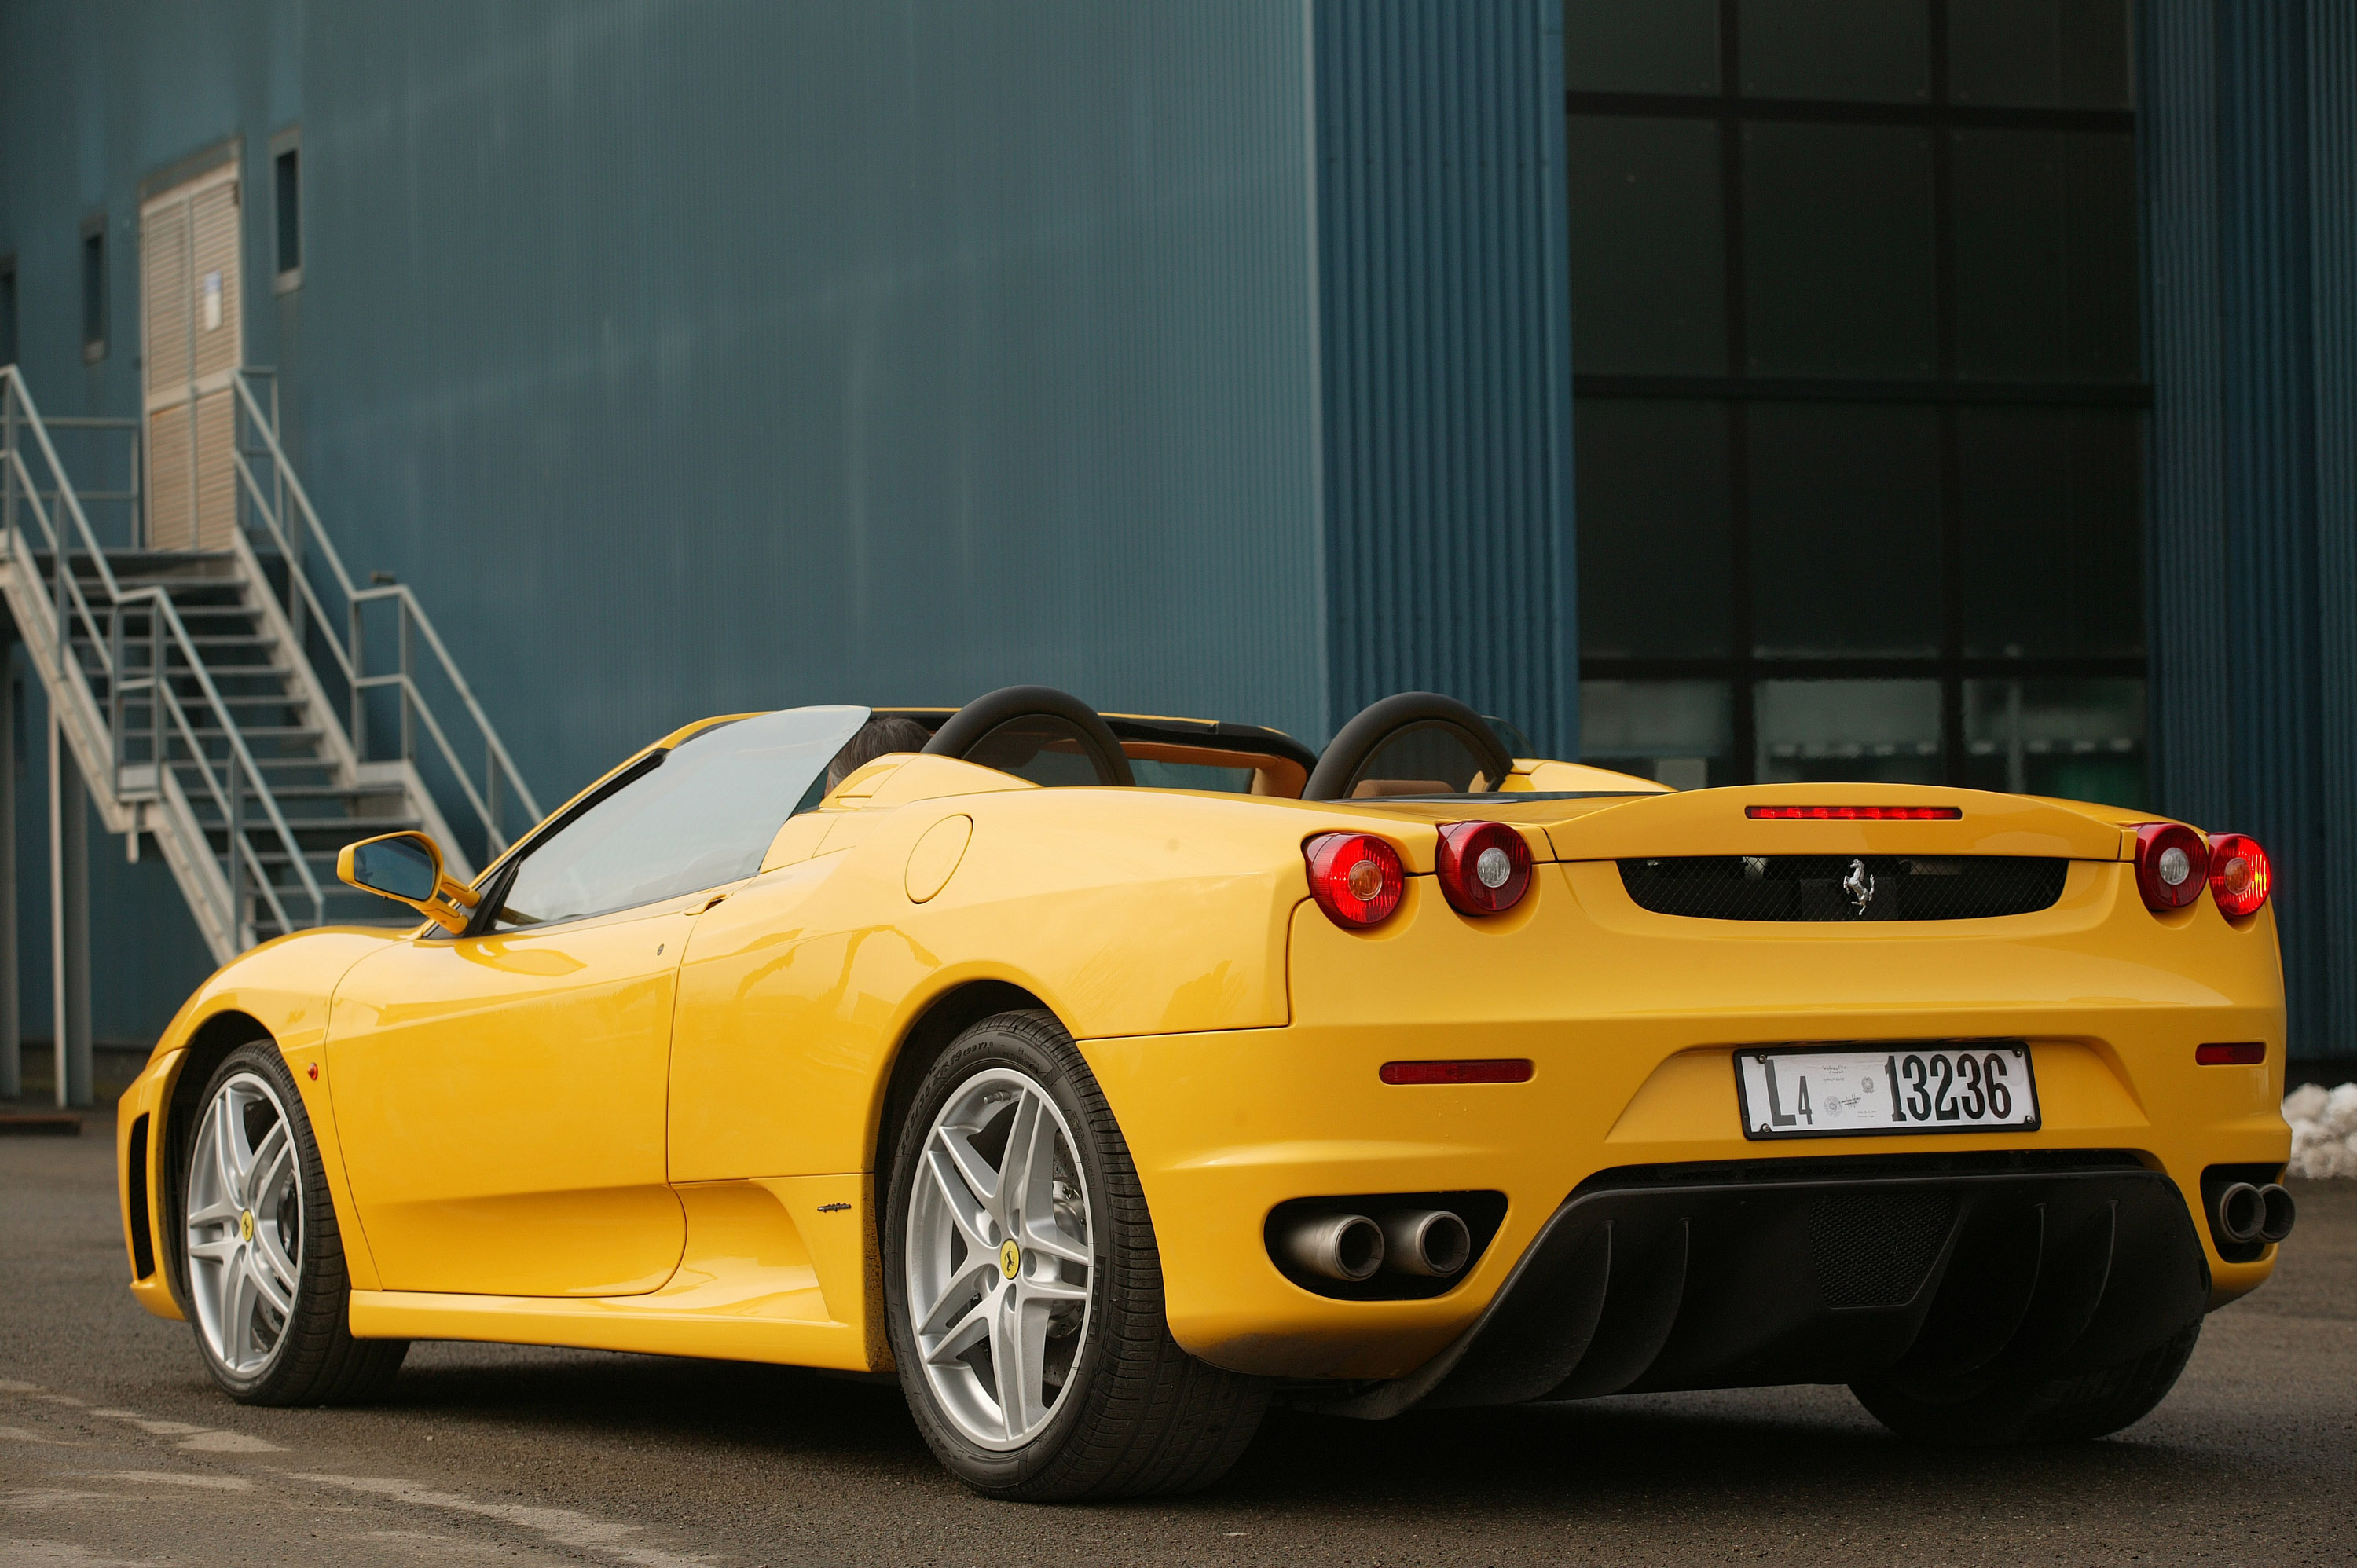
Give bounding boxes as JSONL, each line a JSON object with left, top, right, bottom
{"left": 376, "top": 1341, "right": 2285, "bottom": 1528}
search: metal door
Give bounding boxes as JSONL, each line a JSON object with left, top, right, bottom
{"left": 141, "top": 164, "right": 242, "bottom": 550}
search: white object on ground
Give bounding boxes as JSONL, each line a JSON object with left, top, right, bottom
{"left": 2285, "top": 1082, "right": 2357, "bottom": 1178}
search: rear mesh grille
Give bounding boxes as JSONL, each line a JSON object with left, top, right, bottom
{"left": 1809, "top": 1190, "right": 1957, "bottom": 1307}
{"left": 1619, "top": 855, "right": 2068, "bottom": 921}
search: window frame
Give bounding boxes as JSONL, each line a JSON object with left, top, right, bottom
{"left": 1569, "top": 0, "right": 2148, "bottom": 793}
{"left": 269, "top": 125, "right": 302, "bottom": 294}
{"left": 79, "top": 214, "right": 108, "bottom": 363}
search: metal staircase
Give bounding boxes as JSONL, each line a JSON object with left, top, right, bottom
{"left": 0, "top": 365, "right": 539, "bottom": 962}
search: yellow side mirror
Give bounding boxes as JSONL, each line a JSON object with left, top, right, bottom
{"left": 335, "top": 831, "right": 482, "bottom": 934}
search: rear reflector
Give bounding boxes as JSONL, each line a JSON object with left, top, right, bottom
{"left": 1380, "top": 1058, "right": 1535, "bottom": 1086}
{"left": 2195, "top": 1042, "right": 2266, "bottom": 1066}
{"left": 1746, "top": 805, "right": 1961, "bottom": 821}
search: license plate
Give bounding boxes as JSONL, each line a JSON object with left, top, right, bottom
{"left": 1734, "top": 1043, "right": 2039, "bottom": 1140}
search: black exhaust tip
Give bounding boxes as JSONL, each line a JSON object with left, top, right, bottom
{"left": 2258, "top": 1183, "right": 2297, "bottom": 1244}
{"left": 2215, "top": 1181, "right": 2265, "bottom": 1246}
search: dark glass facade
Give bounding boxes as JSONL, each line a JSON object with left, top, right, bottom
{"left": 1568, "top": 0, "right": 2148, "bottom": 805}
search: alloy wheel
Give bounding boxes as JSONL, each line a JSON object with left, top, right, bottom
{"left": 904, "top": 1067, "right": 1094, "bottom": 1450}
{"left": 185, "top": 1069, "right": 302, "bottom": 1376}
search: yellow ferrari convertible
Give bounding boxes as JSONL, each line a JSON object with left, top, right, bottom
{"left": 115, "top": 687, "right": 2294, "bottom": 1499}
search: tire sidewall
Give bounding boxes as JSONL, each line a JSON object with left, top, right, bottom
{"left": 184, "top": 1040, "right": 343, "bottom": 1403}
{"left": 882, "top": 1013, "right": 1121, "bottom": 1492}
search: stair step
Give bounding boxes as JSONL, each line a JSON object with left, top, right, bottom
{"left": 181, "top": 784, "right": 401, "bottom": 804}
{"left": 181, "top": 725, "right": 323, "bottom": 740}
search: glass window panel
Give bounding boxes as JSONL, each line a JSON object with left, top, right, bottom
{"left": 1958, "top": 408, "right": 2143, "bottom": 658}
{"left": 1577, "top": 399, "right": 1735, "bottom": 657}
{"left": 1565, "top": 0, "right": 1720, "bottom": 95}
{"left": 1568, "top": 118, "right": 1726, "bottom": 376}
{"left": 1964, "top": 678, "right": 2145, "bottom": 807}
{"left": 1949, "top": 0, "right": 2133, "bottom": 109}
{"left": 1756, "top": 679, "right": 1943, "bottom": 784}
{"left": 1955, "top": 130, "right": 2139, "bottom": 381}
{"left": 494, "top": 706, "right": 869, "bottom": 929}
{"left": 1582, "top": 680, "right": 1736, "bottom": 789}
{"left": 1740, "top": 0, "right": 1929, "bottom": 103}
{"left": 1748, "top": 404, "right": 1942, "bottom": 657}
{"left": 1743, "top": 125, "right": 1936, "bottom": 377}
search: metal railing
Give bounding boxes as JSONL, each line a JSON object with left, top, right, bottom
{"left": 231, "top": 369, "right": 541, "bottom": 856}
{"left": 0, "top": 366, "right": 322, "bottom": 945}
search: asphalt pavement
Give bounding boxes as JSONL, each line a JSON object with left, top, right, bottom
{"left": 4, "top": 1108, "right": 2352, "bottom": 1566}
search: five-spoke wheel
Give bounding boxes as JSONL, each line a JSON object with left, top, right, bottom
{"left": 178, "top": 1041, "right": 407, "bottom": 1405}
{"left": 186, "top": 1069, "right": 303, "bottom": 1376}
{"left": 883, "top": 1009, "right": 1266, "bottom": 1500}
{"left": 906, "top": 1066, "right": 1094, "bottom": 1448}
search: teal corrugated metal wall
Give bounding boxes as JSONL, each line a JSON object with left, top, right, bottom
{"left": 2141, "top": 0, "right": 2355, "bottom": 1060}
{"left": 0, "top": 0, "right": 1581, "bottom": 1042}
{"left": 292, "top": 1, "right": 1329, "bottom": 796}
{"left": 0, "top": 0, "right": 302, "bottom": 1045}
{"left": 1312, "top": 0, "right": 1578, "bottom": 754}
{"left": 2315, "top": 0, "right": 2357, "bottom": 1065}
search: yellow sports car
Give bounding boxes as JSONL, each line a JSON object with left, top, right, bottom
{"left": 115, "top": 686, "right": 2295, "bottom": 1500}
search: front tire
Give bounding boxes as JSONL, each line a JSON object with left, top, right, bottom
{"left": 1851, "top": 1320, "right": 2201, "bottom": 1445}
{"left": 181, "top": 1041, "right": 407, "bottom": 1405}
{"left": 882, "top": 1010, "right": 1266, "bottom": 1500}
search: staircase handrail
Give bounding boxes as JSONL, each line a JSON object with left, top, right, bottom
{"left": 0, "top": 368, "right": 130, "bottom": 682}
{"left": 229, "top": 369, "right": 541, "bottom": 853}
{"left": 128, "top": 585, "right": 327, "bottom": 942}
{"left": 0, "top": 367, "right": 323, "bottom": 944}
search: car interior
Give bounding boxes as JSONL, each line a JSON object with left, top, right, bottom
{"left": 877, "top": 686, "right": 1523, "bottom": 800}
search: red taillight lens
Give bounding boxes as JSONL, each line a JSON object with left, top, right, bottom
{"left": 2132, "top": 822, "right": 2209, "bottom": 911}
{"left": 1747, "top": 805, "right": 1961, "bottom": 821}
{"left": 1380, "top": 1058, "right": 1535, "bottom": 1085}
{"left": 2195, "top": 1042, "right": 2267, "bottom": 1065}
{"left": 1303, "top": 832, "right": 1406, "bottom": 928}
{"left": 2206, "top": 833, "right": 2271, "bottom": 918}
{"left": 1435, "top": 821, "right": 1533, "bottom": 914}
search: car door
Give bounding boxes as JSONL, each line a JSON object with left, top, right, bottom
{"left": 327, "top": 706, "right": 870, "bottom": 1297}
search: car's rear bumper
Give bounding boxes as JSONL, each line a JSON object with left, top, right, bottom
{"left": 1298, "top": 1155, "right": 2209, "bottom": 1416}
{"left": 1081, "top": 863, "right": 2286, "bottom": 1383}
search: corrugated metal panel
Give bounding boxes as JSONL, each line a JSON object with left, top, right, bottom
{"left": 0, "top": 0, "right": 291, "bottom": 1043}
{"left": 2311, "top": 0, "right": 2357, "bottom": 1060}
{"left": 2139, "top": 0, "right": 2232, "bottom": 830}
{"left": 293, "top": 1, "right": 1329, "bottom": 795}
{"left": 1310, "top": 0, "right": 1578, "bottom": 755}
{"left": 2216, "top": 2, "right": 2326, "bottom": 1057}
{"left": 2143, "top": 0, "right": 2348, "bottom": 1057}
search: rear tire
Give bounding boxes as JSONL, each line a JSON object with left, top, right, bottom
{"left": 882, "top": 1009, "right": 1266, "bottom": 1500}
{"left": 1851, "top": 1320, "right": 2201, "bottom": 1445}
{"left": 181, "top": 1041, "right": 408, "bottom": 1406}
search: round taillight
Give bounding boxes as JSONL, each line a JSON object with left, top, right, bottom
{"left": 2133, "top": 822, "right": 2209, "bottom": 912}
{"left": 1435, "top": 821, "right": 1533, "bottom": 915}
{"left": 2206, "top": 833, "right": 2271, "bottom": 918}
{"left": 1303, "top": 832, "right": 1406, "bottom": 928}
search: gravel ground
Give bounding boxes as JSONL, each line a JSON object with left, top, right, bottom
{"left": 3, "top": 1112, "right": 2352, "bottom": 1567}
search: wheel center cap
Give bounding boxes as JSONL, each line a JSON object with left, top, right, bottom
{"left": 999, "top": 1238, "right": 1021, "bottom": 1279}
{"left": 238, "top": 1211, "right": 255, "bottom": 1242}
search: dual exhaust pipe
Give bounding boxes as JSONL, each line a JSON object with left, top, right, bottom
{"left": 2215, "top": 1181, "right": 2297, "bottom": 1248}
{"left": 1276, "top": 1207, "right": 1472, "bottom": 1283}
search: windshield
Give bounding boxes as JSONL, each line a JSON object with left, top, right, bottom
{"left": 493, "top": 705, "right": 868, "bottom": 929}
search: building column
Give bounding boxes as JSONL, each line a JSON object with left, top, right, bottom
{"left": 49, "top": 709, "right": 88, "bottom": 1108}
{"left": 0, "top": 653, "right": 15, "bottom": 1101}
{"left": 2143, "top": 0, "right": 2349, "bottom": 1059}
{"left": 2310, "top": 0, "right": 2357, "bottom": 1059}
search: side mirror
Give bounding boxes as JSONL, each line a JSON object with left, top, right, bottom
{"left": 336, "top": 831, "right": 481, "bottom": 933}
